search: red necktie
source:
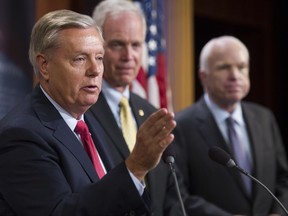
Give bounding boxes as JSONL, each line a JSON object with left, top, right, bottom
{"left": 74, "top": 120, "right": 105, "bottom": 179}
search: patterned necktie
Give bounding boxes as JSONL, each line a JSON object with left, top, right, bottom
{"left": 74, "top": 120, "right": 105, "bottom": 179}
{"left": 226, "top": 116, "right": 252, "bottom": 195}
{"left": 119, "top": 96, "right": 137, "bottom": 152}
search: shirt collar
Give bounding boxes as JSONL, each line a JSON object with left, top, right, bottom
{"left": 204, "top": 93, "right": 244, "bottom": 126}
{"left": 102, "top": 80, "right": 130, "bottom": 105}
{"left": 40, "top": 85, "right": 83, "bottom": 131}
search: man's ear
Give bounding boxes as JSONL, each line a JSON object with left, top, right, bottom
{"left": 198, "top": 69, "right": 206, "bottom": 83}
{"left": 36, "top": 54, "right": 49, "bottom": 80}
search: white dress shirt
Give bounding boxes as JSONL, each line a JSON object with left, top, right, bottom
{"left": 204, "top": 93, "right": 253, "bottom": 166}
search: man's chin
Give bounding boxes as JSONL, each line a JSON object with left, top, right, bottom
{"left": 84, "top": 97, "right": 99, "bottom": 107}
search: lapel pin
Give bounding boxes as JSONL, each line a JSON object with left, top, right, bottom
{"left": 138, "top": 109, "right": 144, "bottom": 116}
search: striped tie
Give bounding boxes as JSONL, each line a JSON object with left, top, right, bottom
{"left": 119, "top": 96, "right": 137, "bottom": 152}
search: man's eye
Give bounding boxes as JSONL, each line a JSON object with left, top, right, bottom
{"left": 75, "top": 57, "right": 85, "bottom": 62}
{"left": 109, "top": 42, "right": 122, "bottom": 50}
{"left": 132, "top": 43, "right": 142, "bottom": 50}
{"left": 96, "top": 56, "right": 103, "bottom": 61}
{"left": 238, "top": 65, "right": 247, "bottom": 71}
{"left": 72, "top": 56, "right": 86, "bottom": 65}
{"left": 217, "top": 65, "right": 230, "bottom": 70}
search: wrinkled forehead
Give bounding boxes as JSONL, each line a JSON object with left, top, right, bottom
{"left": 208, "top": 41, "right": 249, "bottom": 66}
{"left": 103, "top": 11, "right": 145, "bottom": 38}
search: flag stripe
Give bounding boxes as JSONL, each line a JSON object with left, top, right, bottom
{"left": 132, "top": 0, "right": 170, "bottom": 109}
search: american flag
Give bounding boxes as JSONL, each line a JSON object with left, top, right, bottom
{"left": 132, "top": 0, "right": 170, "bottom": 109}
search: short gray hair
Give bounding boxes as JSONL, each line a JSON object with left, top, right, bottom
{"left": 29, "top": 9, "right": 103, "bottom": 75}
{"left": 199, "top": 35, "right": 250, "bottom": 71}
{"left": 92, "top": 0, "right": 146, "bottom": 38}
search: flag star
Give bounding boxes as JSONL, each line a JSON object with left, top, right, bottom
{"left": 149, "top": 24, "right": 157, "bottom": 35}
{"left": 148, "top": 39, "right": 157, "bottom": 51}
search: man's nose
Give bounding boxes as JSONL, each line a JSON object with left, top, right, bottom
{"left": 87, "top": 58, "right": 103, "bottom": 76}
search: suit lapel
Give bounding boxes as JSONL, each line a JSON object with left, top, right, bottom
{"left": 129, "top": 93, "right": 163, "bottom": 190}
{"left": 129, "top": 94, "right": 148, "bottom": 127}
{"left": 197, "top": 98, "right": 250, "bottom": 199}
{"left": 196, "top": 98, "right": 229, "bottom": 151}
{"left": 88, "top": 93, "right": 130, "bottom": 159}
{"left": 32, "top": 85, "right": 99, "bottom": 182}
{"left": 53, "top": 123, "right": 99, "bottom": 181}
{"left": 242, "top": 104, "right": 264, "bottom": 204}
{"left": 89, "top": 91, "right": 163, "bottom": 196}
{"left": 85, "top": 114, "right": 115, "bottom": 171}
{"left": 242, "top": 104, "right": 263, "bottom": 177}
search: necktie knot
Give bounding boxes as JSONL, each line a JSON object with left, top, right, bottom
{"left": 226, "top": 116, "right": 235, "bottom": 127}
{"left": 119, "top": 96, "right": 130, "bottom": 110}
{"left": 75, "top": 120, "right": 89, "bottom": 137}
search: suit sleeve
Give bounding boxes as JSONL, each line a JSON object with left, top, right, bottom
{"left": 269, "top": 112, "right": 288, "bottom": 214}
{"left": 0, "top": 127, "right": 150, "bottom": 216}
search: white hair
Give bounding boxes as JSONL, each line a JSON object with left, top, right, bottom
{"left": 92, "top": 0, "right": 146, "bottom": 38}
{"left": 199, "top": 35, "right": 250, "bottom": 71}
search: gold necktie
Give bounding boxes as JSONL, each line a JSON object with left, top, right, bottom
{"left": 119, "top": 96, "right": 137, "bottom": 152}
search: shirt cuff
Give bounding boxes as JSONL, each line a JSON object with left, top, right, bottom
{"left": 128, "top": 169, "right": 145, "bottom": 195}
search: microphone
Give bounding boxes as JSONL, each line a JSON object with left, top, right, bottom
{"left": 208, "top": 146, "right": 288, "bottom": 215}
{"left": 162, "top": 144, "right": 187, "bottom": 216}
{"left": 162, "top": 144, "right": 176, "bottom": 164}
{"left": 208, "top": 146, "right": 236, "bottom": 168}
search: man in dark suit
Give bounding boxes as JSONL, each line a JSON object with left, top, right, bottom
{"left": 174, "top": 35, "right": 288, "bottom": 215}
{"left": 88, "top": 1, "right": 233, "bottom": 215}
{"left": 0, "top": 9, "right": 177, "bottom": 215}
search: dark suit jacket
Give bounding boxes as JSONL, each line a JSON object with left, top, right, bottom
{"left": 88, "top": 92, "right": 235, "bottom": 216}
{"left": 174, "top": 96, "right": 288, "bottom": 216}
{"left": 0, "top": 85, "right": 150, "bottom": 216}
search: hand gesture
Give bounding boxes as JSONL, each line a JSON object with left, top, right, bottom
{"left": 126, "top": 108, "right": 176, "bottom": 181}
